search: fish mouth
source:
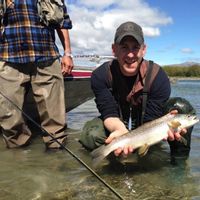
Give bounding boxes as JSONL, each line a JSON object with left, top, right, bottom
{"left": 190, "top": 115, "right": 199, "bottom": 122}
{"left": 188, "top": 115, "right": 199, "bottom": 125}
{"left": 195, "top": 117, "right": 199, "bottom": 122}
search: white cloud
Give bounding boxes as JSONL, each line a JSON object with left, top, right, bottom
{"left": 58, "top": 0, "right": 173, "bottom": 56}
{"left": 181, "top": 48, "right": 193, "bottom": 54}
{"left": 77, "top": 0, "right": 116, "bottom": 9}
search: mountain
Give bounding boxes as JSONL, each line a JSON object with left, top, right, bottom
{"left": 163, "top": 62, "right": 200, "bottom": 67}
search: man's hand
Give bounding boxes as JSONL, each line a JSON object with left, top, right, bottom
{"left": 61, "top": 55, "right": 74, "bottom": 75}
{"left": 166, "top": 110, "right": 187, "bottom": 141}
{"left": 105, "top": 130, "right": 134, "bottom": 157}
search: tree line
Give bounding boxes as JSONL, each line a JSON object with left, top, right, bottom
{"left": 162, "top": 65, "right": 200, "bottom": 77}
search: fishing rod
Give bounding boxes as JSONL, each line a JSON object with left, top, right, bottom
{"left": 0, "top": 90, "right": 125, "bottom": 200}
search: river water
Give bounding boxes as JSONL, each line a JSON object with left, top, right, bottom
{"left": 0, "top": 80, "right": 200, "bottom": 200}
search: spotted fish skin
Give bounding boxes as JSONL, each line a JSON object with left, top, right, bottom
{"left": 91, "top": 114, "right": 199, "bottom": 166}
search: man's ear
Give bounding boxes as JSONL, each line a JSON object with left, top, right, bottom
{"left": 142, "top": 44, "right": 147, "bottom": 56}
{"left": 112, "top": 44, "right": 116, "bottom": 56}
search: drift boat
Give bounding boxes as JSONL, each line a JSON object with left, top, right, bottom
{"left": 64, "top": 68, "right": 94, "bottom": 112}
{"left": 24, "top": 67, "right": 94, "bottom": 118}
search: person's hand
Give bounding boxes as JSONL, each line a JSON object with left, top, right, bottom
{"left": 61, "top": 55, "right": 74, "bottom": 75}
{"left": 166, "top": 110, "right": 187, "bottom": 142}
{"left": 105, "top": 130, "right": 134, "bottom": 157}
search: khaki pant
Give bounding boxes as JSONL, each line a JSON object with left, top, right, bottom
{"left": 0, "top": 59, "right": 67, "bottom": 148}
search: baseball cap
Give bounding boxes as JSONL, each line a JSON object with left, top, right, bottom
{"left": 114, "top": 21, "right": 144, "bottom": 45}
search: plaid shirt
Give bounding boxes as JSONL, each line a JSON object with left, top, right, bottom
{"left": 0, "top": 0, "right": 72, "bottom": 63}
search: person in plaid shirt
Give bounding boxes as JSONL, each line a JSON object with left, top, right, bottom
{"left": 0, "top": 0, "right": 74, "bottom": 149}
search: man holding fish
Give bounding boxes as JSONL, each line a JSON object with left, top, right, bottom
{"left": 79, "top": 21, "right": 198, "bottom": 161}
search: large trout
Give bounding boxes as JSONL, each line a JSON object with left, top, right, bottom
{"left": 91, "top": 114, "right": 199, "bottom": 166}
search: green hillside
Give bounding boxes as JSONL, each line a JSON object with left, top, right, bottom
{"left": 162, "top": 65, "right": 200, "bottom": 77}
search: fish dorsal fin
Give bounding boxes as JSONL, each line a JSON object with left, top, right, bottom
{"left": 168, "top": 120, "right": 181, "bottom": 129}
{"left": 138, "top": 144, "right": 149, "bottom": 157}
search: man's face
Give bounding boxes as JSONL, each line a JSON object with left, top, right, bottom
{"left": 112, "top": 36, "right": 146, "bottom": 76}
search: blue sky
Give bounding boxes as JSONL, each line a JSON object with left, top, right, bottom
{"left": 145, "top": 0, "right": 200, "bottom": 65}
{"left": 60, "top": 0, "right": 200, "bottom": 65}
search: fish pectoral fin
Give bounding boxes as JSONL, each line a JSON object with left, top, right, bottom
{"left": 168, "top": 120, "right": 181, "bottom": 129}
{"left": 179, "top": 136, "right": 187, "bottom": 146}
{"left": 138, "top": 144, "right": 149, "bottom": 157}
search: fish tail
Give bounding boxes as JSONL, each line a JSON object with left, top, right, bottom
{"left": 90, "top": 144, "right": 111, "bottom": 167}
{"left": 92, "top": 155, "right": 107, "bottom": 168}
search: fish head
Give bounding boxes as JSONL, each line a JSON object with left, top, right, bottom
{"left": 171, "top": 114, "right": 199, "bottom": 129}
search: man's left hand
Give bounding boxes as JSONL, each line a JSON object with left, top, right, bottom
{"left": 166, "top": 110, "right": 187, "bottom": 141}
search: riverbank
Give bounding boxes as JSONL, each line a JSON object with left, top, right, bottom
{"left": 169, "top": 76, "right": 200, "bottom": 83}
